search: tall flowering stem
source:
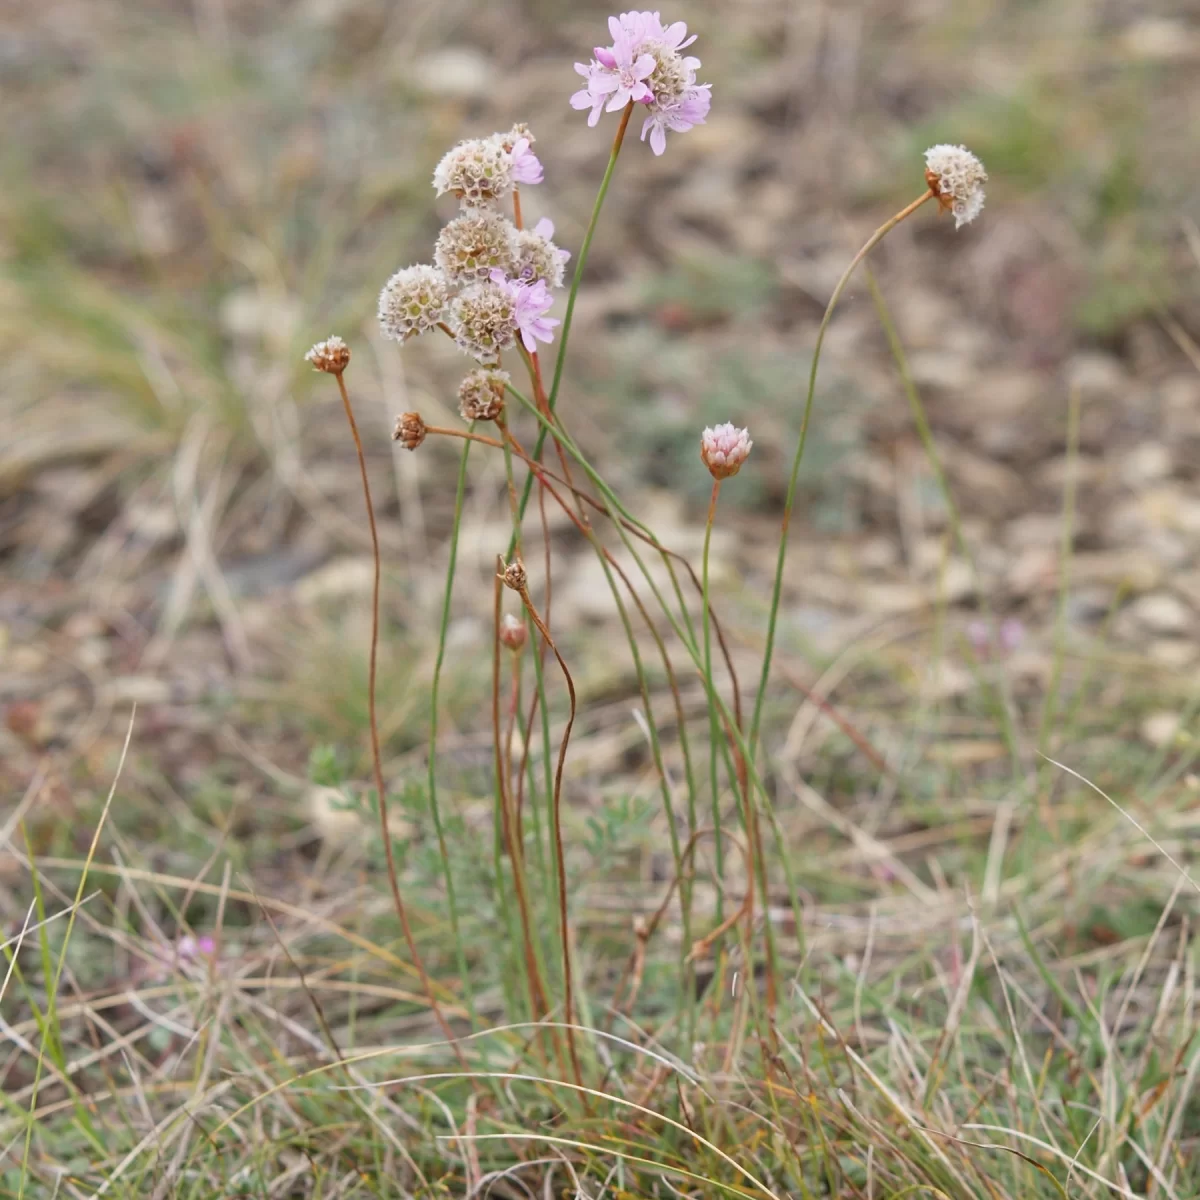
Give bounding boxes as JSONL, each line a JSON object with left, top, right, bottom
{"left": 701, "top": 481, "right": 726, "bottom": 925}
{"left": 511, "top": 576, "right": 585, "bottom": 1091}
{"left": 426, "top": 436, "right": 484, "bottom": 1035}
{"left": 748, "top": 188, "right": 935, "bottom": 752}
{"left": 509, "top": 101, "right": 636, "bottom": 547}
{"left": 328, "top": 366, "right": 462, "bottom": 1062}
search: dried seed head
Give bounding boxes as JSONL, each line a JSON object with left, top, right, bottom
{"left": 392, "top": 411, "right": 427, "bottom": 451}
{"left": 457, "top": 368, "right": 508, "bottom": 423}
{"left": 514, "top": 217, "right": 570, "bottom": 289}
{"left": 434, "top": 211, "right": 518, "bottom": 285}
{"left": 305, "top": 335, "right": 350, "bottom": 373}
{"left": 499, "top": 613, "right": 527, "bottom": 652}
{"left": 378, "top": 265, "right": 451, "bottom": 343}
{"left": 450, "top": 280, "right": 517, "bottom": 364}
{"left": 494, "top": 123, "right": 535, "bottom": 152}
{"left": 700, "top": 422, "right": 753, "bottom": 480}
{"left": 923, "top": 144, "right": 987, "bottom": 229}
{"left": 433, "top": 137, "right": 513, "bottom": 207}
{"left": 499, "top": 559, "right": 527, "bottom": 592}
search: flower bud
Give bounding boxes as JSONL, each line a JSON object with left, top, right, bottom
{"left": 700, "top": 423, "right": 752, "bottom": 480}
{"left": 499, "top": 613, "right": 527, "bottom": 652}
{"left": 392, "top": 412, "right": 427, "bottom": 451}
{"left": 499, "top": 559, "right": 527, "bottom": 592}
{"left": 458, "top": 369, "right": 508, "bottom": 423}
{"left": 305, "top": 336, "right": 350, "bottom": 374}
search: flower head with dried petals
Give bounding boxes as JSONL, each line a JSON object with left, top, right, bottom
{"left": 923, "top": 144, "right": 987, "bottom": 229}
{"left": 305, "top": 336, "right": 350, "bottom": 374}
{"left": 392, "top": 412, "right": 427, "bottom": 451}
{"left": 700, "top": 422, "right": 752, "bottom": 480}
{"left": 499, "top": 559, "right": 527, "bottom": 592}
{"left": 450, "top": 280, "right": 518, "bottom": 363}
{"left": 488, "top": 269, "right": 560, "bottom": 353}
{"left": 435, "top": 211, "right": 518, "bottom": 284}
{"left": 433, "top": 131, "right": 544, "bottom": 207}
{"left": 499, "top": 613, "right": 527, "bottom": 652}
{"left": 571, "top": 12, "right": 711, "bottom": 154}
{"left": 514, "top": 217, "right": 571, "bottom": 289}
{"left": 378, "top": 265, "right": 451, "bottom": 343}
{"left": 458, "top": 368, "right": 509, "bottom": 422}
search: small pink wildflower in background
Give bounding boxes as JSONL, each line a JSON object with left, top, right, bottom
{"left": 488, "top": 269, "right": 560, "bottom": 353}
{"left": 700, "top": 423, "right": 752, "bottom": 480}
{"left": 571, "top": 11, "right": 711, "bottom": 154}
{"left": 178, "top": 934, "right": 216, "bottom": 960}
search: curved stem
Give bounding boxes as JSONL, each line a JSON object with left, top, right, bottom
{"left": 333, "top": 370, "right": 460, "bottom": 1060}
{"left": 516, "top": 582, "right": 584, "bottom": 1091}
{"left": 748, "top": 189, "right": 935, "bottom": 752}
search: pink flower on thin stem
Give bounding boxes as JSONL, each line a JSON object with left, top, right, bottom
{"left": 488, "top": 269, "right": 560, "bottom": 353}
{"left": 510, "top": 137, "right": 543, "bottom": 185}
{"left": 571, "top": 12, "right": 712, "bottom": 154}
{"left": 700, "top": 422, "right": 752, "bottom": 480}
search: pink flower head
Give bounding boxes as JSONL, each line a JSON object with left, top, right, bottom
{"left": 700, "top": 422, "right": 752, "bottom": 480}
{"left": 572, "top": 12, "right": 711, "bottom": 151}
{"left": 488, "top": 269, "right": 560, "bottom": 353}
{"left": 596, "top": 33, "right": 656, "bottom": 112}
{"left": 510, "top": 137, "right": 543, "bottom": 186}
{"left": 641, "top": 84, "right": 710, "bottom": 155}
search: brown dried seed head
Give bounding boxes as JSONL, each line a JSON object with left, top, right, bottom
{"left": 392, "top": 411, "right": 427, "bottom": 451}
{"left": 305, "top": 336, "right": 350, "bottom": 374}
{"left": 499, "top": 613, "right": 527, "bottom": 652}
{"left": 499, "top": 559, "right": 527, "bottom": 592}
{"left": 457, "top": 368, "right": 508, "bottom": 423}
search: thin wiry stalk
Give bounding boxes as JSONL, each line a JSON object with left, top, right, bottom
{"left": 702, "top": 481, "right": 726, "bottom": 925}
{"left": 748, "top": 189, "right": 936, "bottom": 754}
{"left": 425, "top": 433, "right": 481, "bottom": 1032}
{"left": 490, "top": 569, "right": 552, "bottom": 1026}
{"left": 332, "top": 370, "right": 461, "bottom": 1061}
{"left": 505, "top": 386, "right": 810, "bottom": 975}
{"left": 514, "top": 579, "right": 584, "bottom": 1090}
{"left": 502, "top": 429, "right": 696, "bottom": 1028}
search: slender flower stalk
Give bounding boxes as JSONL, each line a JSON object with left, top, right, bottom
{"left": 307, "top": 345, "right": 461, "bottom": 1061}
{"left": 748, "top": 187, "right": 936, "bottom": 752}
{"left": 701, "top": 480, "right": 726, "bottom": 923}
{"left": 511, "top": 573, "right": 584, "bottom": 1091}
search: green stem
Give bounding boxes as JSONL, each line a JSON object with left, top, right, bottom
{"left": 508, "top": 101, "right": 635, "bottom": 556}
{"left": 702, "top": 481, "right": 725, "bottom": 922}
{"left": 748, "top": 189, "right": 935, "bottom": 753}
{"left": 427, "top": 435, "right": 479, "bottom": 1027}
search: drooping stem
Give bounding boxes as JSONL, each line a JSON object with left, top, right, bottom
{"left": 748, "top": 189, "right": 936, "bottom": 752}
{"left": 333, "top": 370, "right": 460, "bottom": 1060}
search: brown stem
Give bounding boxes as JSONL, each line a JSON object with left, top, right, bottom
{"left": 425, "top": 424, "right": 892, "bottom": 781}
{"left": 491, "top": 567, "right": 551, "bottom": 1025}
{"left": 332, "top": 370, "right": 460, "bottom": 1060}
{"left": 515, "top": 581, "right": 584, "bottom": 1091}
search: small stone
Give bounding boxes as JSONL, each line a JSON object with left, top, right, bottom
{"left": 1129, "top": 592, "right": 1191, "bottom": 636}
{"left": 1140, "top": 711, "right": 1181, "bottom": 749}
{"left": 1119, "top": 443, "right": 1172, "bottom": 487}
